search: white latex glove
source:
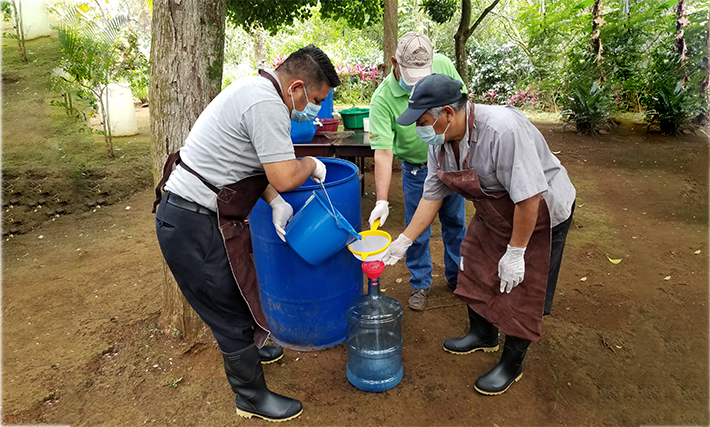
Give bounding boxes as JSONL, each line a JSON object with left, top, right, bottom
{"left": 368, "top": 200, "right": 390, "bottom": 228}
{"left": 269, "top": 195, "right": 293, "bottom": 242}
{"left": 382, "top": 234, "right": 413, "bottom": 266}
{"left": 498, "top": 244, "right": 526, "bottom": 293}
{"left": 306, "top": 156, "right": 327, "bottom": 184}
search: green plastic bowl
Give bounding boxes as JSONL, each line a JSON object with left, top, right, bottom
{"left": 339, "top": 107, "right": 369, "bottom": 129}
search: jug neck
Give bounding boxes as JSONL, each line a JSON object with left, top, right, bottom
{"left": 367, "top": 278, "right": 381, "bottom": 297}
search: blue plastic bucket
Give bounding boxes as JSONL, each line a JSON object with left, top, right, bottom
{"left": 285, "top": 191, "right": 361, "bottom": 266}
{"left": 249, "top": 158, "right": 363, "bottom": 351}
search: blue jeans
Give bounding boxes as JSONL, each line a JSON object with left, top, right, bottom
{"left": 401, "top": 161, "right": 466, "bottom": 290}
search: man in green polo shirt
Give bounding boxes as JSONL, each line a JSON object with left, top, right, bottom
{"left": 368, "top": 31, "right": 467, "bottom": 311}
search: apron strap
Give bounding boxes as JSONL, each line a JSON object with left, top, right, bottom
{"left": 152, "top": 152, "right": 181, "bottom": 213}
{"left": 258, "top": 69, "right": 284, "bottom": 100}
{"left": 438, "top": 101, "right": 476, "bottom": 171}
{"left": 152, "top": 151, "right": 220, "bottom": 213}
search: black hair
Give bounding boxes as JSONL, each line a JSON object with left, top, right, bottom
{"left": 276, "top": 44, "right": 341, "bottom": 90}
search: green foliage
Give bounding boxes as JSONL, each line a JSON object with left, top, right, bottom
{"left": 560, "top": 81, "right": 612, "bottom": 134}
{"left": 466, "top": 40, "right": 533, "bottom": 99}
{"left": 266, "top": 6, "right": 382, "bottom": 65}
{"left": 420, "top": 0, "right": 457, "bottom": 24}
{"left": 333, "top": 64, "right": 382, "bottom": 105}
{"left": 50, "top": 4, "right": 136, "bottom": 158}
{"left": 226, "top": 0, "right": 312, "bottom": 35}
{"left": 226, "top": 0, "right": 382, "bottom": 35}
{"left": 644, "top": 81, "right": 702, "bottom": 134}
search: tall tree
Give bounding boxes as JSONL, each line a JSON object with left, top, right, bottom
{"left": 383, "top": 0, "right": 398, "bottom": 77}
{"left": 590, "top": 0, "right": 605, "bottom": 82}
{"left": 150, "top": 0, "right": 226, "bottom": 338}
{"left": 453, "top": 0, "right": 500, "bottom": 87}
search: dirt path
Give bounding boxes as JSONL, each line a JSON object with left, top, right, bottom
{"left": 2, "top": 121, "right": 708, "bottom": 426}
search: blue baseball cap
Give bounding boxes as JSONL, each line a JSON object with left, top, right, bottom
{"left": 396, "top": 73, "right": 464, "bottom": 126}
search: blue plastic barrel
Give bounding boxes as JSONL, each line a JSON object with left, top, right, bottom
{"left": 290, "top": 120, "right": 317, "bottom": 143}
{"left": 320, "top": 89, "right": 334, "bottom": 119}
{"left": 249, "top": 158, "right": 363, "bottom": 351}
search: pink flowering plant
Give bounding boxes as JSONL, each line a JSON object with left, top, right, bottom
{"left": 333, "top": 62, "right": 383, "bottom": 105}
{"left": 268, "top": 55, "right": 382, "bottom": 105}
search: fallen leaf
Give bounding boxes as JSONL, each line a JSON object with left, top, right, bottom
{"left": 663, "top": 276, "right": 671, "bottom": 281}
{"left": 580, "top": 276, "right": 587, "bottom": 282}
{"left": 694, "top": 249, "right": 701, "bottom": 255}
{"left": 607, "top": 256, "right": 622, "bottom": 264}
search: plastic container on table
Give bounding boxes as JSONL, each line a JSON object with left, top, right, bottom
{"left": 339, "top": 107, "right": 369, "bottom": 129}
{"left": 249, "top": 158, "right": 363, "bottom": 351}
{"left": 315, "top": 118, "right": 340, "bottom": 135}
{"left": 346, "top": 260, "right": 404, "bottom": 392}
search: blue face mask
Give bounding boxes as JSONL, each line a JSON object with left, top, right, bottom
{"left": 398, "top": 75, "right": 413, "bottom": 93}
{"left": 416, "top": 115, "right": 450, "bottom": 146}
{"left": 290, "top": 84, "right": 321, "bottom": 123}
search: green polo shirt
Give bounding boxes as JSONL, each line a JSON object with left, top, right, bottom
{"left": 368, "top": 54, "right": 467, "bottom": 164}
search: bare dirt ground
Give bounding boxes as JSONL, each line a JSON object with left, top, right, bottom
{"left": 2, "top": 116, "right": 709, "bottom": 426}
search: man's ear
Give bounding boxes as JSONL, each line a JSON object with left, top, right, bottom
{"left": 443, "top": 105, "right": 455, "bottom": 118}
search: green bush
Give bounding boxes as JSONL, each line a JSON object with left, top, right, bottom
{"left": 644, "top": 81, "right": 703, "bottom": 135}
{"left": 560, "top": 81, "right": 612, "bottom": 135}
{"left": 466, "top": 41, "right": 534, "bottom": 101}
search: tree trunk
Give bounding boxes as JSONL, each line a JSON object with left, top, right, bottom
{"left": 253, "top": 27, "right": 268, "bottom": 70}
{"left": 591, "top": 0, "right": 604, "bottom": 81}
{"left": 453, "top": 0, "right": 500, "bottom": 88}
{"left": 150, "top": 0, "right": 226, "bottom": 339}
{"left": 454, "top": 0, "right": 472, "bottom": 87}
{"left": 383, "top": 0, "right": 398, "bottom": 77}
{"left": 702, "top": 6, "right": 709, "bottom": 125}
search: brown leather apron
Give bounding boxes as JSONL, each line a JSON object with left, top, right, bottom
{"left": 151, "top": 70, "right": 284, "bottom": 348}
{"left": 437, "top": 103, "right": 551, "bottom": 342}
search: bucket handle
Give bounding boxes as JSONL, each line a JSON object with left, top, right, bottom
{"left": 318, "top": 181, "right": 339, "bottom": 226}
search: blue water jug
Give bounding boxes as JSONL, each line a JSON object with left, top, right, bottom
{"left": 345, "top": 261, "right": 404, "bottom": 392}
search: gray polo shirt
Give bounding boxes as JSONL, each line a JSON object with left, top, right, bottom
{"left": 423, "top": 103, "right": 575, "bottom": 227}
{"left": 164, "top": 69, "right": 295, "bottom": 211}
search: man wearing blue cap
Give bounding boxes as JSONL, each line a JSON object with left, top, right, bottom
{"left": 368, "top": 32, "right": 467, "bottom": 311}
{"left": 383, "top": 73, "right": 576, "bottom": 395}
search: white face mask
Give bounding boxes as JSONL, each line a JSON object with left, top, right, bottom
{"left": 416, "top": 115, "right": 450, "bottom": 146}
{"left": 290, "top": 83, "right": 321, "bottom": 123}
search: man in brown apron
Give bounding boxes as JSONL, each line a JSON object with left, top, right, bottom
{"left": 383, "top": 74, "right": 576, "bottom": 395}
{"left": 153, "top": 45, "right": 340, "bottom": 422}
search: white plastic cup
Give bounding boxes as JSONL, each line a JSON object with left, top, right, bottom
{"left": 363, "top": 117, "right": 370, "bottom": 132}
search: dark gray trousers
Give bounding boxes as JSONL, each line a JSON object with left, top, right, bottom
{"left": 155, "top": 193, "right": 255, "bottom": 352}
{"left": 544, "top": 202, "right": 575, "bottom": 315}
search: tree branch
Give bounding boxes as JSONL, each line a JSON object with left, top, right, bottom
{"left": 465, "top": 0, "right": 500, "bottom": 39}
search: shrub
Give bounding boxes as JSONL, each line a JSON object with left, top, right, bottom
{"left": 644, "top": 81, "right": 703, "bottom": 135}
{"left": 466, "top": 41, "right": 534, "bottom": 101}
{"left": 560, "top": 81, "right": 612, "bottom": 135}
{"left": 332, "top": 63, "right": 382, "bottom": 105}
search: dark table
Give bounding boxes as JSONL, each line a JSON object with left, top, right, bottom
{"left": 293, "top": 129, "right": 373, "bottom": 194}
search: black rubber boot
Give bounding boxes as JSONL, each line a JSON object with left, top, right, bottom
{"left": 223, "top": 344, "right": 303, "bottom": 422}
{"left": 443, "top": 306, "right": 499, "bottom": 354}
{"left": 258, "top": 345, "right": 284, "bottom": 364}
{"left": 474, "top": 335, "right": 531, "bottom": 395}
